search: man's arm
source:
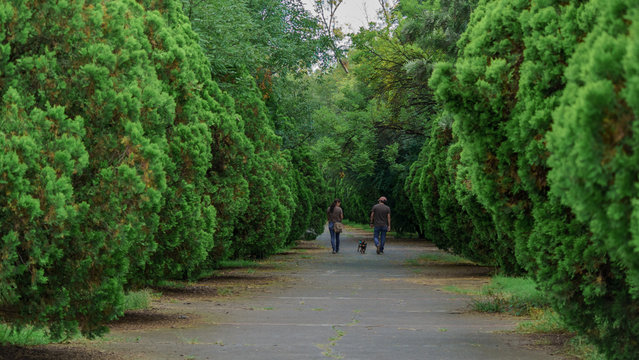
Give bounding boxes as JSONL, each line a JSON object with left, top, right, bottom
{"left": 387, "top": 213, "right": 391, "bottom": 232}
{"left": 370, "top": 211, "right": 374, "bottom": 228}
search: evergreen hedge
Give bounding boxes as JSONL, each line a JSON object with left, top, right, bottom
{"left": 0, "top": 0, "right": 325, "bottom": 339}
{"left": 429, "top": 0, "right": 639, "bottom": 357}
{"left": 287, "top": 148, "right": 327, "bottom": 242}
{"left": 545, "top": 0, "right": 639, "bottom": 357}
{"left": 1, "top": 0, "right": 171, "bottom": 338}
{"left": 137, "top": 0, "right": 219, "bottom": 282}
{"left": 430, "top": 0, "right": 529, "bottom": 275}
{"left": 405, "top": 118, "right": 497, "bottom": 265}
{"left": 225, "top": 76, "right": 294, "bottom": 258}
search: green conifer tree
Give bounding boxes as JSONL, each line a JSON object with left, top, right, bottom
{"left": 545, "top": 0, "right": 639, "bottom": 357}
{"left": 226, "top": 76, "right": 295, "bottom": 258}
{"left": 405, "top": 118, "right": 496, "bottom": 264}
{"left": 1, "top": 0, "right": 169, "bottom": 338}
{"left": 429, "top": 0, "right": 531, "bottom": 273}
{"left": 432, "top": 0, "right": 639, "bottom": 356}
{"left": 137, "top": 0, "right": 219, "bottom": 281}
{"left": 0, "top": 0, "right": 257, "bottom": 337}
{"left": 286, "top": 148, "right": 327, "bottom": 242}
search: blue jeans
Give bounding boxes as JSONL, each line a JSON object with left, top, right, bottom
{"left": 373, "top": 226, "right": 388, "bottom": 251}
{"left": 329, "top": 222, "right": 340, "bottom": 252}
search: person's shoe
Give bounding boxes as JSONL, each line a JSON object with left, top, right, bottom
{"left": 376, "top": 245, "right": 380, "bottom": 254}
{"left": 332, "top": 250, "right": 336, "bottom": 254}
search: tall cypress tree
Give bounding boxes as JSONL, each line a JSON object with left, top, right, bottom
{"left": 1, "top": 0, "right": 169, "bottom": 338}
{"left": 136, "top": 0, "right": 220, "bottom": 281}
{"left": 286, "top": 148, "right": 327, "bottom": 243}
{"left": 405, "top": 118, "right": 497, "bottom": 264}
{"left": 546, "top": 0, "right": 639, "bottom": 357}
{"left": 432, "top": 0, "right": 639, "bottom": 356}
{"left": 430, "top": 0, "right": 529, "bottom": 274}
{"left": 226, "top": 75, "right": 295, "bottom": 258}
{"left": 0, "top": 0, "right": 256, "bottom": 337}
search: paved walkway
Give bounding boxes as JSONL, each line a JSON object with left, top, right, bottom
{"left": 98, "top": 227, "right": 560, "bottom": 359}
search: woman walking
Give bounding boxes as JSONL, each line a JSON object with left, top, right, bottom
{"left": 327, "top": 199, "right": 344, "bottom": 254}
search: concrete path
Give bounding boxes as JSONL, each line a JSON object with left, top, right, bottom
{"left": 97, "top": 227, "right": 561, "bottom": 360}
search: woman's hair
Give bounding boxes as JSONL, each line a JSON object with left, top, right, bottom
{"left": 329, "top": 198, "right": 341, "bottom": 214}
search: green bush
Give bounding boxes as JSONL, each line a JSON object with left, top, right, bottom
{"left": 0, "top": 0, "right": 170, "bottom": 339}
{"left": 286, "top": 148, "right": 327, "bottom": 243}
{"left": 448, "top": 138, "right": 502, "bottom": 267}
{"left": 431, "top": 0, "right": 639, "bottom": 357}
{"left": 546, "top": 0, "right": 639, "bottom": 357}
{"left": 137, "top": 0, "right": 220, "bottom": 282}
{"left": 400, "top": 0, "right": 505, "bottom": 268}
{"left": 405, "top": 121, "right": 497, "bottom": 264}
{"left": 123, "top": 289, "right": 154, "bottom": 311}
{"left": 430, "top": 0, "right": 529, "bottom": 274}
{"left": 473, "top": 276, "right": 550, "bottom": 316}
{"left": 0, "top": 324, "right": 50, "bottom": 346}
{"left": 224, "top": 76, "right": 295, "bottom": 258}
{"left": 405, "top": 126, "right": 447, "bottom": 245}
{"left": 183, "top": 0, "right": 327, "bottom": 258}
{"left": 0, "top": 0, "right": 253, "bottom": 338}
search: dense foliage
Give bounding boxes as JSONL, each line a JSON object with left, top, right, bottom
{"left": 182, "top": 0, "right": 328, "bottom": 258}
{"left": 1, "top": 0, "right": 176, "bottom": 338}
{"left": 1, "top": 0, "right": 327, "bottom": 339}
{"left": 429, "top": 0, "right": 639, "bottom": 357}
{"left": 406, "top": 117, "right": 497, "bottom": 265}
{"left": 546, "top": 0, "right": 639, "bottom": 356}
{"left": 2, "top": 0, "right": 639, "bottom": 357}
{"left": 399, "top": 0, "right": 506, "bottom": 266}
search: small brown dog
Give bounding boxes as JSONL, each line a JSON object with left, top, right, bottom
{"left": 357, "top": 240, "right": 367, "bottom": 254}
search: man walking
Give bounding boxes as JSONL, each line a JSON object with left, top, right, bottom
{"left": 370, "top": 196, "right": 391, "bottom": 254}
